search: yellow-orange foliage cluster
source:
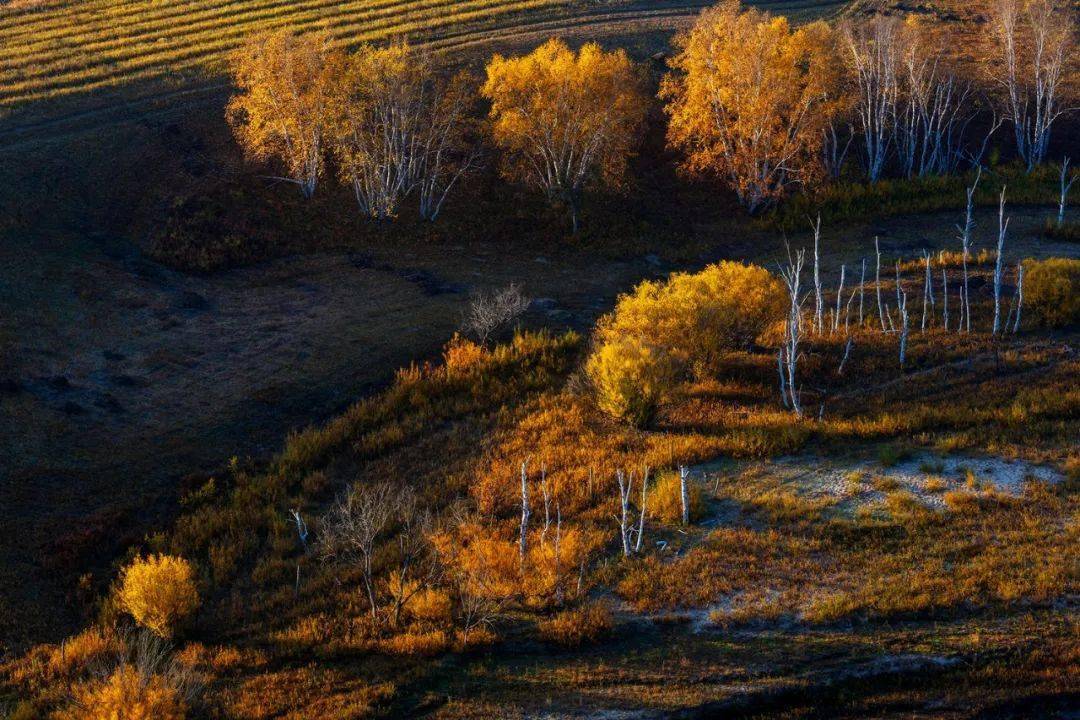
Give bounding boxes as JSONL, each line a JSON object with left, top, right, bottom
{"left": 1022, "top": 257, "right": 1080, "bottom": 328}
{"left": 117, "top": 555, "right": 200, "bottom": 638}
{"left": 227, "top": 30, "right": 334, "bottom": 199}
{"left": 587, "top": 261, "right": 784, "bottom": 426}
{"left": 662, "top": 0, "right": 846, "bottom": 212}
{"left": 482, "top": 38, "right": 647, "bottom": 231}
{"left": 56, "top": 666, "right": 186, "bottom": 720}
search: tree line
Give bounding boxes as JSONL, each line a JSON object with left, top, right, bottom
{"left": 227, "top": 0, "right": 1076, "bottom": 230}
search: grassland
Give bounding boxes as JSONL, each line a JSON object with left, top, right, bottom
{"left": 0, "top": 0, "right": 845, "bottom": 111}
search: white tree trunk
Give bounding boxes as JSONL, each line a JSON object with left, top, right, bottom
{"left": 993, "top": 187, "right": 1009, "bottom": 335}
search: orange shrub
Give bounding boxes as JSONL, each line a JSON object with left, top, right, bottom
{"left": 585, "top": 336, "right": 676, "bottom": 427}
{"left": 406, "top": 587, "right": 454, "bottom": 626}
{"left": 442, "top": 334, "right": 488, "bottom": 376}
{"left": 597, "top": 261, "right": 785, "bottom": 376}
{"left": 378, "top": 629, "right": 451, "bottom": 656}
{"left": 1022, "top": 257, "right": 1080, "bottom": 328}
{"left": 57, "top": 666, "right": 186, "bottom": 720}
{"left": 537, "top": 603, "right": 612, "bottom": 646}
{"left": 648, "top": 470, "right": 706, "bottom": 524}
{"left": 117, "top": 555, "right": 200, "bottom": 638}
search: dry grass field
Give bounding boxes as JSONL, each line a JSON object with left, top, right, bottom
{"left": 0, "top": 0, "right": 845, "bottom": 109}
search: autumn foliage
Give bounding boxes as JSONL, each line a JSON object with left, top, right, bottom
{"left": 482, "top": 38, "right": 647, "bottom": 232}
{"left": 56, "top": 666, "right": 187, "bottom": 720}
{"left": 586, "top": 261, "right": 782, "bottom": 426}
{"left": 117, "top": 555, "right": 200, "bottom": 638}
{"left": 662, "top": 1, "right": 845, "bottom": 211}
{"left": 227, "top": 30, "right": 336, "bottom": 198}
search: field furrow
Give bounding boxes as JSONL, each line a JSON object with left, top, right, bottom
{"left": 0, "top": 0, "right": 844, "bottom": 109}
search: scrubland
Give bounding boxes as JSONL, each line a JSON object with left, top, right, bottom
{"left": 2, "top": 0, "right": 1079, "bottom": 717}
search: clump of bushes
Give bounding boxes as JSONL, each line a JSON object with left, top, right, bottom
{"left": 57, "top": 665, "right": 188, "bottom": 720}
{"left": 1022, "top": 258, "right": 1080, "bottom": 328}
{"left": 596, "top": 261, "right": 785, "bottom": 376}
{"left": 585, "top": 336, "right": 675, "bottom": 427}
{"left": 587, "top": 262, "right": 784, "bottom": 426}
{"left": 117, "top": 555, "right": 200, "bottom": 638}
{"left": 537, "top": 603, "right": 612, "bottom": 647}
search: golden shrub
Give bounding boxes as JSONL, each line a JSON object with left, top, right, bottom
{"left": 406, "top": 587, "right": 454, "bottom": 626}
{"left": 598, "top": 261, "right": 784, "bottom": 377}
{"left": 1022, "top": 258, "right": 1080, "bottom": 328}
{"left": 378, "top": 629, "right": 450, "bottom": 656}
{"left": 117, "top": 555, "right": 200, "bottom": 638}
{"left": 442, "top": 334, "right": 488, "bottom": 376}
{"left": 585, "top": 336, "right": 676, "bottom": 427}
{"left": 57, "top": 666, "right": 186, "bottom": 720}
{"left": 46, "top": 628, "right": 119, "bottom": 679}
{"left": 537, "top": 603, "right": 612, "bottom": 647}
{"left": 648, "top": 470, "right": 706, "bottom": 524}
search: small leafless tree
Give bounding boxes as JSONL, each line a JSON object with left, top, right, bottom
{"left": 833, "top": 264, "right": 846, "bottom": 334}
{"left": 942, "top": 267, "right": 950, "bottom": 331}
{"left": 778, "top": 246, "right": 808, "bottom": 416}
{"left": 319, "top": 481, "right": 413, "bottom": 620}
{"left": 634, "top": 467, "right": 650, "bottom": 554}
{"left": 519, "top": 459, "right": 530, "bottom": 568}
{"left": 875, "top": 237, "right": 888, "bottom": 332}
{"left": 896, "top": 264, "right": 909, "bottom": 366}
{"left": 679, "top": 466, "right": 690, "bottom": 526}
{"left": 463, "top": 283, "right": 531, "bottom": 346}
{"left": 858, "top": 257, "right": 867, "bottom": 326}
{"left": 1059, "top": 157, "right": 1077, "bottom": 226}
{"left": 957, "top": 167, "right": 982, "bottom": 332}
{"left": 1013, "top": 261, "right": 1025, "bottom": 333}
{"left": 993, "top": 187, "right": 1010, "bottom": 335}
{"left": 920, "top": 251, "right": 935, "bottom": 332}
{"left": 812, "top": 216, "right": 824, "bottom": 334}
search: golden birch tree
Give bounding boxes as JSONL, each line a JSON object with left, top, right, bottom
{"left": 482, "top": 39, "right": 647, "bottom": 233}
{"left": 661, "top": 1, "right": 846, "bottom": 212}
{"left": 227, "top": 30, "right": 338, "bottom": 198}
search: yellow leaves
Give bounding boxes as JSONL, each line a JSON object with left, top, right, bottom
{"left": 1021, "top": 257, "right": 1080, "bottom": 328}
{"left": 482, "top": 38, "right": 646, "bottom": 218}
{"left": 662, "top": 1, "right": 845, "bottom": 211}
{"left": 586, "top": 335, "right": 676, "bottom": 428}
{"left": 57, "top": 666, "right": 186, "bottom": 720}
{"left": 227, "top": 30, "right": 337, "bottom": 193}
{"left": 117, "top": 555, "right": 200, "bottom": 638}
{"left": 598, "top": 261, "right": 785, "bottom": 376}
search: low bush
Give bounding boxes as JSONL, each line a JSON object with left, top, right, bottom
{"left": 117, "top": 555, "right": 200, "bottom": 638}
{"left": 57, "top": 666, "right": 187, "bottom": 720}
{"left": 596, "top": 261, "right": 785, "bottom": 376}
{"left": 648, "top": 470, "right": 706, "bottom": 524}
{"left": 1022, "top": 257, "right": 1080, "bottom": 328}
{"left": 537, "top": 603, "right": 612, "bottom": 647}
{"left": 586, "top": 335, "right": 676, "bottom": 427}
